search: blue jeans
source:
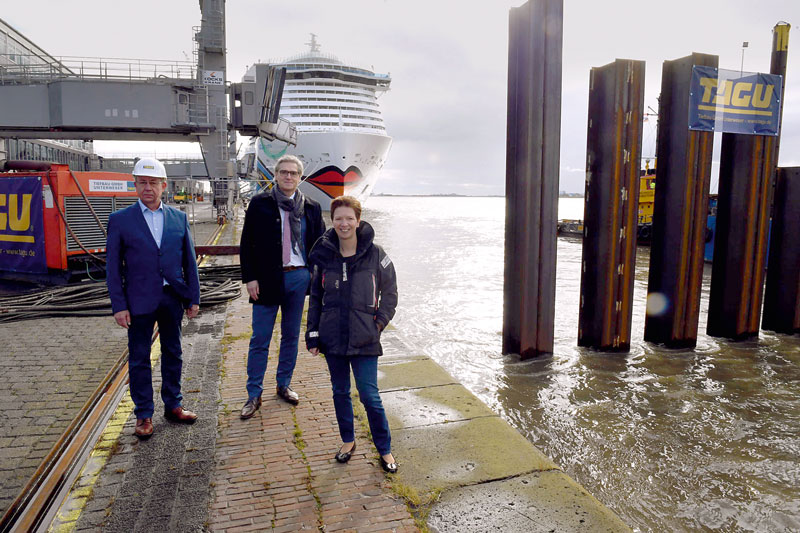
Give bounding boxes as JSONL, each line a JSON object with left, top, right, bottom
{"left": 246, "top": 268, "right": 310, "bottom": 399}
{"left": 127, "top": 287, "right": 185, "bottom": 419}
{"left": 325, "top": 355, "right": 392, "bottom": 456}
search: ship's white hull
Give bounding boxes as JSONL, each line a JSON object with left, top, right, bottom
{"left": 254, "top": 130, "right": 392, "bottom": 210}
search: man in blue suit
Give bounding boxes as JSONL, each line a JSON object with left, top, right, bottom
{"left": 106, "top": 157, "right": 201, "bottom": 439}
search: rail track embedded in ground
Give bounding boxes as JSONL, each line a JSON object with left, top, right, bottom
{"left": 0, "top": 218, "right": 238, "bottom": 533}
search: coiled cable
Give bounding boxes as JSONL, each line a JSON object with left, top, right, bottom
{"left": 0, "top": 265, "right": 242, "bottom": 324}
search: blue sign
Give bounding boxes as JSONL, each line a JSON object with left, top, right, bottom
{"left": 0, "top": 177, "right": 46, "bottom": 273}
{"left": 689, "top": 66, "right": 782, "bottom": 135}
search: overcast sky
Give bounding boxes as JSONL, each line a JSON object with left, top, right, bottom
{"left": 4, "top": 1, "right": 799, "bottom": 194}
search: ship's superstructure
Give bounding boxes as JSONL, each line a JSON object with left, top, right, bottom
{"left": 243, "top": 35, "right": 392, "bottom": 209}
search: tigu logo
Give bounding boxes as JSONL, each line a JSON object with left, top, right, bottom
{"left": 0, "top": 193, "right": 34, "bottom": 242}
{"left": 697, "top": 78, "right": 775, "bottom": 115}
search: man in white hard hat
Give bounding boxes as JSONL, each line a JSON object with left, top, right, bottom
{"left": 106, "top": 157, "right": 201, "bottom": 439}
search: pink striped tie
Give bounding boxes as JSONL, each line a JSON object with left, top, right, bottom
{"left": 282, "top": 210, "right": 291, "bottom": 265}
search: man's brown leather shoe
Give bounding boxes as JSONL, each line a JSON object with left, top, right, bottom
{"left": 164, "top": 406, "right": 198, "bottom": 424}
{"left": 135, "top": 418, "right": 154, "bottom": 439}
{"left": 277, "top": 386, "right": 299, "bottom": 405}
{"left": 240, "top": 396, "right": 262, "bottom": 419}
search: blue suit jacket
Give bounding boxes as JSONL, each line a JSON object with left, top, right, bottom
{"left": 106, "top": 203, "right": 201, "bottom": 316}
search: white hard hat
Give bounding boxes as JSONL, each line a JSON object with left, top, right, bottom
{"left": 132, "top": 157, "right": 167, "bottom": 179}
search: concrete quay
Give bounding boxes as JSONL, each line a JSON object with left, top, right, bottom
{"left": 47, "top": 206, "right": 630, "bottom": 532}
{"left": 378, "top": 339, "right": 630, "bottom": 532}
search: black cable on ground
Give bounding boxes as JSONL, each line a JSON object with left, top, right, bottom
{"left": 0, "top": 265, "right": 243, "bottom": 324}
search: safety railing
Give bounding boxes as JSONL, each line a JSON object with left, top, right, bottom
{"left": 0, "top": 54, "right": 198, "bottom": 83}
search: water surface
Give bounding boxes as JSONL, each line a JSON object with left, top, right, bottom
{"left": 364, "top": 195, "right": 800, "bottom": 533}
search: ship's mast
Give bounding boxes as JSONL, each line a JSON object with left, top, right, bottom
{"left": 306, "top": 33, "right": 321, "bottom": 53}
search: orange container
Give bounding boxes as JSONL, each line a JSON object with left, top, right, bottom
{"left": 0, "top": 164, "right": 137, "bottom": 273}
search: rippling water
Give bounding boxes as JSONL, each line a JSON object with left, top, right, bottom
{"left": 364, "top": 196, "right": 800, "bottom": 533}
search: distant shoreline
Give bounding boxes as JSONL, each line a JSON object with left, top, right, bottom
{"left": 373, "top": 193, "right": 584, "bottom": 199}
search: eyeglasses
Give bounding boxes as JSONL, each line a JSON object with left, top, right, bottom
{"left": 278, "top": 169, "right": 300, "bottom": 178}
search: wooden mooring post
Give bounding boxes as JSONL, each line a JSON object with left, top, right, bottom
{"left": 578, "top": 59, "right": 645, "bottom": 352}
{"left": 503, "top": 0, "right": 563, "bottom": 358}
{"left": 643, "top": 53, "right": 717, "bottom": 348}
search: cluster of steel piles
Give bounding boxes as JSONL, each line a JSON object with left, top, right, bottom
{"left": 503, "top": 2, "right": 797, "bottom": 357}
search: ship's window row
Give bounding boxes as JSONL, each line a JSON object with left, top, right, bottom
{"left": 287, "top": 117, "right": 385, "bottom": 127}
{"left": 282, "top": 104, "right": 382, "bottom": 115}
{"left": 288, "top": 115, "right": 382, "bottom": 124}
{"left": 284, "top": 88, "right": 378, "bottom": 98}
{"left": 285, "top": 82, "right": 376, "bottom": 91}
{"left": 284, "top": 96, "right": 379, "bottom": 107}
{"left": 283, "top": 96, "right": 380, "bottom": 108}
{"left": 293, "top": 122, "right": 386, "bottom": 130}
{"left": 283, "top": 91, "right": 377, "bottom": 100}
{"left": 284, "top": 84, "right": 377, "bottom": 94}
{"left": 285, "top": 63, "right": 389, "bottom": 80}
{"left": 290, "top": 81, "right": 380, "bottom": 89}
{"left": 282, "top": 112, "right": 384, "bottom": 123}
{"left": 6, "top": 139, "right": 91, "bottom": 170}
{"left": 285, "top": 82, "right": 384, "bottom": 96}
{"left": 294, "top": 120, "right": 385, "bottom": 128}
{"left": 283, "top": 101, "right": 380, "bottom": 111}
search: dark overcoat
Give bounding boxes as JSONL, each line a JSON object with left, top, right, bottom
{"left": 239, "top": 192, "right": 325, "bottom": 305}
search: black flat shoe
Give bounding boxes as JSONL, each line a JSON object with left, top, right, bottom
{"left": 335, "top": 441, "right": 356, "bottom": 463}
{"left": 380, "top": 455, "right": 398, "bottom": 474}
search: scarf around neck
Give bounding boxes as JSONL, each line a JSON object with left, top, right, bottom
{"left": 272, "top": 185, "right": 305, "bottom": 255}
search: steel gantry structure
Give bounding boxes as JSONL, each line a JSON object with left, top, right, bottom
{"left": 0, "top": 0, "right": 295, "bottom": 220}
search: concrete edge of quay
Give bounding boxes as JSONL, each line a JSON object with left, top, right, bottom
{"left": 377, "top": 334, "right": 632, "bottom": 532}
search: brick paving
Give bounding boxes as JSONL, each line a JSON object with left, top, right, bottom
{"left": 210, "top": 283, "right": 417, "bottom": 533}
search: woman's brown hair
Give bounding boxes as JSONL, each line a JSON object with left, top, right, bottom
{"left": 330, "top": 196, "right": 362, "bottom": 221}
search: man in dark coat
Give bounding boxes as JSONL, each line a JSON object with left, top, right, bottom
{"left": 239, "top": 155, "right": 326, "bottom": 419}
{"left": 106, "top": 157, "right": 201, "bottom": 439}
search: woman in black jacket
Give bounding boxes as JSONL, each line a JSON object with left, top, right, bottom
{"left": 306, "top": 196, "right": 399, "bottom": 473}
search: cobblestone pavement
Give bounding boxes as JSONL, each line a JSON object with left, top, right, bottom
{"left": 0, "top": 203, "right": 221, "bottom": 519}
{"left": 68, "top": 305, "right": 227, "bottom": 532}
{"left": 0, "top": 315, "right": 128, "bottom": 516}
{"left": 62, "top": 211, "right": 237, "bottom": 533}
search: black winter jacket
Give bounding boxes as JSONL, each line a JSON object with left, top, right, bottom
{"left": 239, "top": 192, "right": 326, "bottom": 305}
{"left": 306, "top": 221, "right": 398, "bottom": 356}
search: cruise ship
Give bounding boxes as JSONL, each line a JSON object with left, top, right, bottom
{"left": 241, "top": 35, "right": 392, "bottom": 209}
